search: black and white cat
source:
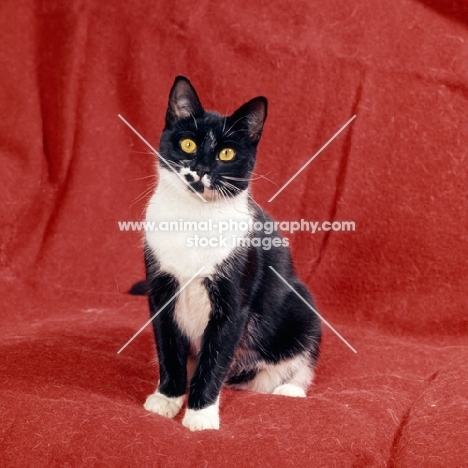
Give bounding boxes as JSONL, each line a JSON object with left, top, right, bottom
{"left": 143, "top": 76, "right": 321, "bottom": 431}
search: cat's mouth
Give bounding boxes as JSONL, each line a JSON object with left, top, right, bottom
{"left": 181, "top": 170, "right": 214, "bottom": 197}
{"left": 186, "top": 177, "right": 235, "bottom": 202}
{"left": 180, "top": 168, "right": 240, "bottom": 200}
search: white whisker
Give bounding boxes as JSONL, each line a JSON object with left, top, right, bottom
{"left": 188, "top": 110, "right": 198, "bottom": 131}
{"left": 223, "top": 116, "right": 249, "bottom": 138}
{"left": 248, "top": 193, "right": 266, "bottom": 220}
{"left": 130, "top": 174, "right": 157, "bottom": 182}
{"left": 131, "top": 183, "right": 158, "bottom": 206}
{"left": 129, "top": 150, "right": 157, "bottom": 156}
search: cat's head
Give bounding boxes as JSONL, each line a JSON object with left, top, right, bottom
{"left": 159, "top": 76, "right": 267, "bottom": 201}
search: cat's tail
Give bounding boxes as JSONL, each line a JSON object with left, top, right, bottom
{"left": 129, "top": 280, "right": 147, "bottom": 295}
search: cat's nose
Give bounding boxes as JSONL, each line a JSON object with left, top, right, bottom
{"left": 194, "top": 164, "right": 210, "bottom": 178}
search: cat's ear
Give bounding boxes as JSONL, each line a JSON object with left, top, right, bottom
{"left": 166, "top": 76, "right": 204, "bottom": 128}
{"left": 229, "top": 97, "right": 268, "bottom": 143}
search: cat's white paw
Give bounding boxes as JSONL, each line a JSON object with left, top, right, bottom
{"left": 273, "top": 383, "right": 306, "bottom": 397}
{"left": 144, "top": 391, "right": 184, "bottom": 418}
{"left": 182, "top": 401, "right": 220, "bottom": 431}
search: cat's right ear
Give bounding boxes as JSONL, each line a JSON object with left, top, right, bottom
{"left": 165, "top": 76, "right": 204, "bottom": 128}
{"left": 228, "top": 96, "right": 268, "bottom": 143}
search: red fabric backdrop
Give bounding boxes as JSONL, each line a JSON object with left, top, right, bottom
{"left": 1, "top": 0, "right": 467, "bottom": 466}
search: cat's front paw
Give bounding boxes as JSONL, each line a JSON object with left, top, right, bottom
{"left": 182, "top": 403, "right": 220, "bottom": 431}
{"left": 144, "top": 391, "right": 184, "bottom": 418}
{"left": 273, "top": 383, "right": 306, "bottom": 397}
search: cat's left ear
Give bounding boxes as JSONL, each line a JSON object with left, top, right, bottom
{"left": 166, "top": 76, "right": 204, "bottom": 128}
{"left": 229, "top": 97, "right": 268, "bottom": 143}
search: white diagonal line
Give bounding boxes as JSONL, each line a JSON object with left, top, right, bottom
{"left": 117, "top": 266, "right": 206, "bottom": 354}
{"left": 268, "top": 115, "right": 356, "bottom": 203}
{"left": 118, "top": 114, "right": 207, "bottom": 203}
{"left": 268, "top": 266, "right": 357, "bottom": 354}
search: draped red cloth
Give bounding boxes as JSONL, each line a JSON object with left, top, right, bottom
{"left": 1, "top": 0, "right": 467, "bottom": 466}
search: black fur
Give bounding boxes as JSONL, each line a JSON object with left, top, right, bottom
{"left": 128, "top": 280, "right": 147, "bottom": 295}
{"left": 144, "top": 76, "right": 321, "bottom": 412}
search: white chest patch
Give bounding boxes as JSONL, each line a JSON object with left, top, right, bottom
{"left": 145, "top": 169, "right": 252, "bottom": 345}
{"left": 173, "top": 278, "right": 211, "bottom": 352}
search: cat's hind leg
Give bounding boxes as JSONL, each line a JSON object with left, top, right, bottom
{"left": 237, "top": 353, "right": 314, "bottom": 396}
{"left": 272, "top": 362, "right": 314, "bottom": 397}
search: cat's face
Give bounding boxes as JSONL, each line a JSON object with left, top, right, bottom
{"left": 159, "top": 76, "right": 267, "bottom": 200}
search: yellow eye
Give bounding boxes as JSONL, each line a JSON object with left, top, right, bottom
{"left": 219, "top": 148, "right": 235, "bottom": 161}
{"left": 180, "top": 138, "right": 197, "bottom": 154}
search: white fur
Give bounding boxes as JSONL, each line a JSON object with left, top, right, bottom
{"left": 201, "top": 173, "right": 211, "bottom": 188}
{"left": 174, "top": 279, "right": 210, "bottom": 353}
{"left": 207, "top": 130, "right": 216, "bottom": 149}
{"left": 146, "top": 168, "right": 252, "bottom": 341}
{"left": 144, "top": 391, "right": 184, "bottom": 418}
{"left": 180, "top": 166, "right": 200, "bottom": 182}
{"left": 182, "top": 398, "right": 220, "bottom": 431}
{"left": 273, "top": 384, "right": 306, "bottom": 397}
